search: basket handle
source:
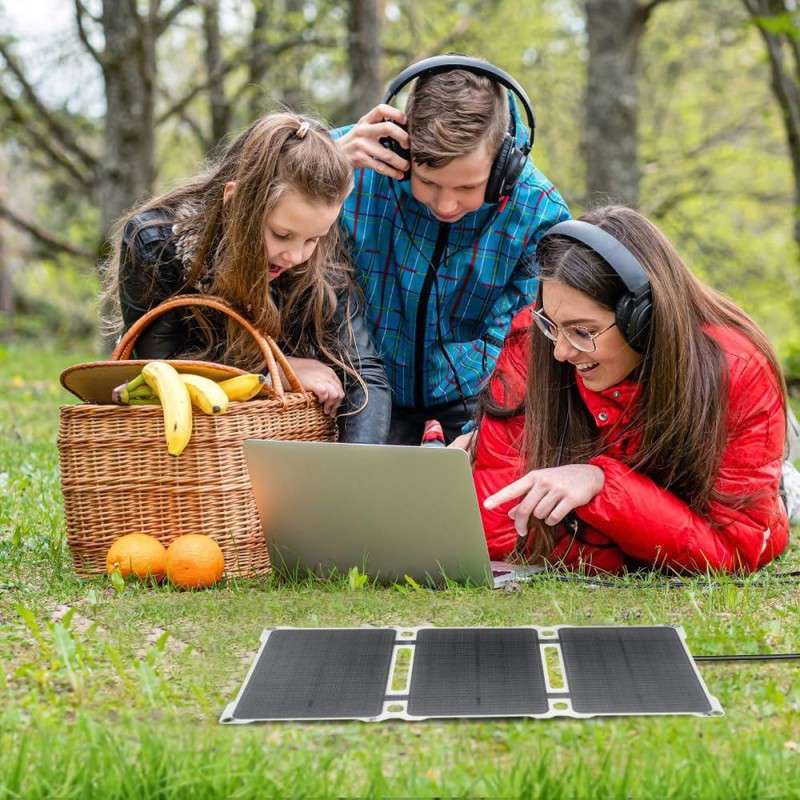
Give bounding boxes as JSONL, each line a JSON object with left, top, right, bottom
{"left": 111, "top": 294, "right": 306, "bottom": 397}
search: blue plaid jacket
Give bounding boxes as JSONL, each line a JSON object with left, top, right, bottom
{"left": 331, "top": 104, "right": 569, "bottom": 408}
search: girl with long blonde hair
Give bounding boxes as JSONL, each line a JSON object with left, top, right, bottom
{"left": 104, "top": 112, "right": 390, "bottom": 442}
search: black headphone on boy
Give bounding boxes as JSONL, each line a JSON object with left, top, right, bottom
{"left": 379, "top": 55, "right": 537, "bottom": 204}
{"left": 540, "top": 220, "right": 653, "bottom": 353}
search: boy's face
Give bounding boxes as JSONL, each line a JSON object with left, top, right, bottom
{"left": 409, "top": 143, "right": 493, "bottom": 223}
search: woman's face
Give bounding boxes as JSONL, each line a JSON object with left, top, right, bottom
{"left": 541, "top": 280, "right": 643, "bottom": 391}
{"left": 263, "top": 188, "right": 341, "bottom": 280}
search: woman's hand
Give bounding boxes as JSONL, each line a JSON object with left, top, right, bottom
{"left": 285, "top": 357, "right": 345, "bottom": 416}
{"left": 484, "top": 464, "right": 605, "bottom": 538}
{"left": 336, "top": 104, "right": 410, "bottom": 179}
{"left": 448, "top": 431, "right": 476, "bottom": 451}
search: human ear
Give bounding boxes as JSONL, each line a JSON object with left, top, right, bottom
{"left": 222, "top": 181, "right": 237, "bottom": 204}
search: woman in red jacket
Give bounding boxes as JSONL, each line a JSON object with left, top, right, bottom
{"left": 471, "top": 205, "right": 788, "bottom": 574}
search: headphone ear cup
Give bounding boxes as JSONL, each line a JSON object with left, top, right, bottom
{"left": 615, "top": 292, "right": 652, "bottom": 353}
{"left": 379, "top": 121, "right": 411, "bottom": 180}
{"left": 615, "top": 294, "right": 635, "bottom": 346}
{"left": 627, "top": 296, "right": 653, "bottom": 352}
{"left": 501, "top": 148, "right": 526, "bottom": 197}
{"left": 485, "top": 135, "right": 513, "bottom": 203}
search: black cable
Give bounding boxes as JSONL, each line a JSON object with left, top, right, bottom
{"left": 387, "top": 180, "right": 502, "bottom": 418}
{"left": 523, "top": 570, "right": 800, "bottom": 588}
{"left": 695, "top": 653, "right": 800, "bottom": 662}
{"left": 432, "top": 240, "right": 471, "bottom": 419}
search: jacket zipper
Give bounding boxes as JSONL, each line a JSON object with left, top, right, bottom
{"left": 414, "top": 223, "right": 450, "bottom": 407}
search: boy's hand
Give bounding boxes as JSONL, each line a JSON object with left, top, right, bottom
{"left": 448, "top": 431, "right": 476, "bottom": 451}
{"left": 337, "top": 104, "right": 410, "bottom": 179}
{"left": 484, "top": 464, "right": 605, "bottom": 537}
{"left": 285, "top": 357, "right": 345, "bottom": 416}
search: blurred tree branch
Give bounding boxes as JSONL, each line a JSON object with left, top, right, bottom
{"left": 74, "top": 0, "right": 106, "bottom": 68}
{"left": 742, "top": 0, "right": 800, "bottom": 252}
{"left": 157, "top": 0, "right": 198, "bottom": 36}
{"left": 0, "top": 41, "right": 99, "bottom": 174}
{"left": 0, "top": 94, "right": 94, "bottom": 190}
{"left": 0, "top": 200, "right": 96, "bottom": 262}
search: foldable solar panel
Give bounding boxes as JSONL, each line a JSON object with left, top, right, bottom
{"left": 220, "top": 625, "right": 722, "bottom": 723}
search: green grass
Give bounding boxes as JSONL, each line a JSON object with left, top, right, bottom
{"left": 1, "top": 341, "right": 800, "bottom": 799}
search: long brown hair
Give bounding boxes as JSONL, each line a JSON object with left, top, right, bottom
{"left": 103, "top": 112, "right": 359, "bottom": 379}
{"left": 480, "top": 205, "right": 786, "bottom": 562}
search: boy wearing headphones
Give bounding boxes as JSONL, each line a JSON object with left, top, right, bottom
{"left": 333, "top": 55, "right": 570, "bottom": 445}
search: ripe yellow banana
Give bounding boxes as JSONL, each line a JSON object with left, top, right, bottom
{"left": 217, "top": 373, "right": 267, "bottom": 402}
{"left": 180, "top": 373, "right": 230, "bottom": 415}
{"left": 141, "top": 361, "right": 193, "bottom": 456}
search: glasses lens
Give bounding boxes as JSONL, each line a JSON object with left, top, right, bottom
{"left": 564, "top": 327, "right": 597, "bottom": 353}
{"left": 533, "top": 311, "right": 558, "bottom": 341}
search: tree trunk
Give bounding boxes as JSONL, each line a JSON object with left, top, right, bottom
{"left": 345, "top": 0, "right": 383, "bottom": 121}
{"left": 203, "top": 0, "right": 230, "bottom": 150}
{"left": 99, "top": 0, "right": 157, "bottom": 241}
{"left": 584, "top": 0, "right": 648, "bottom": 208}
{"left": 247, "top": 0, "right": 272, "bottom": 118}
{"left": 742, "top": 0, "right": 800, "bottom": 253}
{"left": 281, "top": 0, "right": 307, "bottom": 111}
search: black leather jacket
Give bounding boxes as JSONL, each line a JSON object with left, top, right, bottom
{"left": 118, "top": 209, "right": 391, "bottom": 443}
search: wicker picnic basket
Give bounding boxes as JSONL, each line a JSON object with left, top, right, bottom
{"left": 58, "top": 295, "right": 337, "bottom": 578}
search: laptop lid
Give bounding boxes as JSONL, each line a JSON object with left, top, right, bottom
{"left": 243, "top": 440, "right": 493, "bottom": 587}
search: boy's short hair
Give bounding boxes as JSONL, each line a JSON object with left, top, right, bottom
{"left": 405, "top": 65, "right": 510, "bottom": 169}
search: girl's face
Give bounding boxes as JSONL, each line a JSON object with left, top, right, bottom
{"left": 263, "top": 188, "right": 341, "bottom": 280}
{"left": 541, "top": 280, "right": 643, "bottom": 391}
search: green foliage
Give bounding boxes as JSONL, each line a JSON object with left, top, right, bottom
{"left": 753, "top": 11, "right": 800, "bottom": 38}
{"left": 636, "top": 0, "right": 800, "bottom": 359}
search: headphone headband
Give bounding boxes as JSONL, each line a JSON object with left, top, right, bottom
{"left": 540, "top": 219, "right": 653, "bottom": 353}
{"left": 382, "top": 55, "right": 535, "bottom": 154}
{"left": 542, "top": 220, "right": 650, "bottom": 296}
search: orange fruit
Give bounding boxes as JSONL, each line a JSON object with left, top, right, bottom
{"left": 165, "top": 534, "right": 225, "bottom": 589}
{"left": 106, "top": 533, "right": 166, "bottom": 580}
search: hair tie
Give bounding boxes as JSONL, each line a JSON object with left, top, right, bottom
{"left": 295, "top": 121, "right": 311, "bottom": 139}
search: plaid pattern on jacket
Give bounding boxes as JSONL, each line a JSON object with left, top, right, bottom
{"left": 331, "top": 105, "right": 569, "bottom": 408}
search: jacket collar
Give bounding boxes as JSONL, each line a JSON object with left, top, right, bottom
{"left": 575, "top": 372, "right": 641, "bottom": 428}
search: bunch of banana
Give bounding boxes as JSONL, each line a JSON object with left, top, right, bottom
{"left": 111, "top": 363, "right": 268, "bottom": 456}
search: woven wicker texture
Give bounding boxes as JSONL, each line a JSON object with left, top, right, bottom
{"left": 58, "top": 295, "right": 337, "bottom": 578}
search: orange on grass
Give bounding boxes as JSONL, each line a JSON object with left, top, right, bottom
{"left": 106, "top": 533, "right": 167, "bottom": 580}
{"left": 165, "top": 534, "right": 225, "bottom": 589}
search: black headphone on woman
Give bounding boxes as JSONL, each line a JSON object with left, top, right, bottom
{"left": 540, "top": 220, "right": 653, "bottom": 353}
{"left": 379, "top": 55, "right": 537, "bottom": 204}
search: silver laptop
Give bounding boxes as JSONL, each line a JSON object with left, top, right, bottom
{"left": 243, "top": 440, "right": 540, "bottom": 588}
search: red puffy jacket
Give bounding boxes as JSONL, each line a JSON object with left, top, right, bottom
{"left": 472, "top": 306, "right": 789, "bottom": 574}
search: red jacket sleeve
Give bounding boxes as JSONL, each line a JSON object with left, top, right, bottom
{"left": 576, "top": 344, "right": 789, "bottom": 573}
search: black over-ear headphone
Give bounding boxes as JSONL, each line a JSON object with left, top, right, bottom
{"left": 541, "top": 220, "right": 653, "bottom": 353}
{"left": 379, "top": 55, "right": 537, "bottom": 204}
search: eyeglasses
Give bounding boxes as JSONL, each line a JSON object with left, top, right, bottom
{"left": 532, "top": 307, "right": 616, "bottom": 354}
